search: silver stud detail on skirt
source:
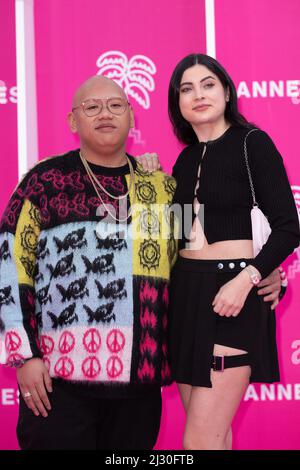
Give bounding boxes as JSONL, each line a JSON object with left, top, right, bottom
{"left": 229, "top": 262, "right": 235, "bottom": 269}
{"left": 240, "top": 261, "right": 247, "bottom": 268}
{"left": 218, "top": 263, "right": 224, "bottom": 269}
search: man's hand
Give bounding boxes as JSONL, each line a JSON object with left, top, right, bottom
{"left": 17, "top": 358, "right": 52, "bottom": 417}
{"left": 257, "top": 268, "right": 281, "bottom": 310}
{"left": 136, "top": 153, "right": 161, "bottom": 172}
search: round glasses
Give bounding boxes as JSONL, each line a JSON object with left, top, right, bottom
{"left": 72, "top": 98, "right": 129, "bottom": 117}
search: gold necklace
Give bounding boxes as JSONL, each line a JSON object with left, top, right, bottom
{"left": 79, "top": 151, "right": 134, "bottom": 200}
{"left": 79, "top": 151, "right": 136, "bottom": 223}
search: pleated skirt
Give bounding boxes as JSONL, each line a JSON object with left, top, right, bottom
{"left": 168, "top": 255, "right": 280, "bottom": 387}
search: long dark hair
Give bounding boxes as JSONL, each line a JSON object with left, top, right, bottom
{"left": 168, "top": 53, "right": 253, "bottom": 145}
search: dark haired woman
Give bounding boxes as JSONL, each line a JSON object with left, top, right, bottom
{"left": 139, "top": 54, "right": 299, "bottom": 450}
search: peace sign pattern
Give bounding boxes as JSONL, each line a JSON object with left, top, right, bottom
{"left": 3, "top": 329, "right": 41, "bottom": 367}
{"left": 54, "top": 356, "right": 74, "bottom": 378}
{"left": 106, "top": 355, "right": 123, "bottom": 379}
{"left": 82, "top": 356, "right": 101, "bottom": 379}
{"left": 106, "top": 329, "right": 125, "bottom": 353}
{"left": 34, "top": 326, "right": 131, "bottom": 382}
{"left": 83, "top": 328, "right": 101, "bottom": 353}
{"left": 105, "top": 329, "right": 127, "bottom": 380}
{"left": 5, "top": 331, "right": 22, "bottom": 353}
{"left": 59, "top": 331, "right": 75, "bottom": 354}
{"left": 40, "top": 334, "right": 54, "bottom": 355}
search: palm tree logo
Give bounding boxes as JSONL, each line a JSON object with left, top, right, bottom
{"left": 96, "top": 51, "right": 156, "bottom": 110}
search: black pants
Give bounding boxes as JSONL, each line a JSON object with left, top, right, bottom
{"left": 17, "top": 380, "right": 162, "bottom": 450}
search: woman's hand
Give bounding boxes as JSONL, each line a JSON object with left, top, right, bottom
{"left": 17, "top": 358, "right": 53, "bottom": 417}
{"left": 136, "top": 153, "right": 161, "bottom": 172}
{"left": 212, "top": 270, "right": 254, "bottom": 317}
{"left": 257, "top": 268, "right": 281, "bottom": 310}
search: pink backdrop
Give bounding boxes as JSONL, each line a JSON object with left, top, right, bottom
{"left": 0, "top": 0, "right": 18, "bottom": 216}
{"left": 0, "top": 0, "right": 19, "bottom": 451}
{"left": 0, "top": 0, "right": 299, "bottom": 450}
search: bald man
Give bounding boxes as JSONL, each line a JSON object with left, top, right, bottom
{"left": 0, "top": 76, "right": 177, "bottom": 449}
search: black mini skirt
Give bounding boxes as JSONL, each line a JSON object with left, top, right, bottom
{"left": 168, "top": 255, "right": 280, "bottom": 387}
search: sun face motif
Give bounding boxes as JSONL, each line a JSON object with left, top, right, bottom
{"left": 135, "top": 181, "right": 157, "bottom": 204}
{"left": 138, "top": 240, "right": 161, "bottom": 271}
{"left": 20, "top": 225, "right": 38, "bottom": 254}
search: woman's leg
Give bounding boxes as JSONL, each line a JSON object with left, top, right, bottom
{"left": 182, "top": 344, "right": 251, "bottom": 450}
{"left": 177, "top": 383, "right": 192, "bottom": 412}
{"left": 178, "top": 383, "right": 232, "bottom": 448}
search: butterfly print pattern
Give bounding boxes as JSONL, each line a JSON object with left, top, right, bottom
{"left": 95, "top": 278, "right": 127, "bottom": 301}
{"left": 36, "top": 237, "right": 50, "bottom": 260}
{"left": 47, "top": 253, "right": 76, "bottom": 278}
{"left": 82, "top": 254, "right": 115, "bottom": 275}
{"left": 84, "top": 303, "right": 115, "bottom": 324}
{"left": 95, "top": 231, "right": 128, "bottom": 251}
{"left": 36, "top": 284, "right": 52, "bottom": 306}
{"left": 53, "top": 228, "right": 87, "bottom": 254}
{"left": 57, "top": 277, "right": 89, "bottom": 302}
{"left": 0, "top": 286, "right": 15, "bottom": 311}
{"left": 47, "top": 304, "right": 78, "bottom": 330}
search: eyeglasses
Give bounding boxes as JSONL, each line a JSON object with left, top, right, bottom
{"left": 72, "top": 98, "right": 129, "bottom": 117}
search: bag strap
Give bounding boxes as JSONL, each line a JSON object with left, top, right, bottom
{"left": 243, "top": 128, "right": 260, "bottom": 208}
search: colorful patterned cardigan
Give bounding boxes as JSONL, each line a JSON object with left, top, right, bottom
{"left": 0, "top": 150, "right": 177, "bottom": 390}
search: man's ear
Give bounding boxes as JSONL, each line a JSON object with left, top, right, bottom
{"left": 68, "top": 112, "right": 78, "bottom": 133}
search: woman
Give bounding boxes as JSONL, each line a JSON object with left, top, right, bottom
{"left": 139, "top": 53, "right": 299, "bottom": 450}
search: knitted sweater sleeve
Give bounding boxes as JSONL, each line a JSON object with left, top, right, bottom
{"left": 0, "top": 173, "right": 42, "bottom": 367}
{"left": 248, "top": 131, "right": 300, "bottom": 278}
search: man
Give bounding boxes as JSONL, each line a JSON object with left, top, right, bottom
{"left": 0, "top": 76, "right": 176, "bottom": 449}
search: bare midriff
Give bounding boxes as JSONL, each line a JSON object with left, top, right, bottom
{"left": 179, "top": 239, "right": 254, "bottom": 260}
{"left": 181, "top": 141, "right": 254, "bottom": 261}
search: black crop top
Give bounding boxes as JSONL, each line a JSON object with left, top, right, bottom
{"left": 171, "top": 125, "right": 300, "bottom": 278}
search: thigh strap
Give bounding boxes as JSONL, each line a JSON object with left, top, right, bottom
{"left": 211, "top": 353, "right": 250, "bottom": 372}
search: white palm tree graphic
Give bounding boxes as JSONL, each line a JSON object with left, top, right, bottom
{"left": 96, "top": 51, "right": 156, "bottom": 110}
